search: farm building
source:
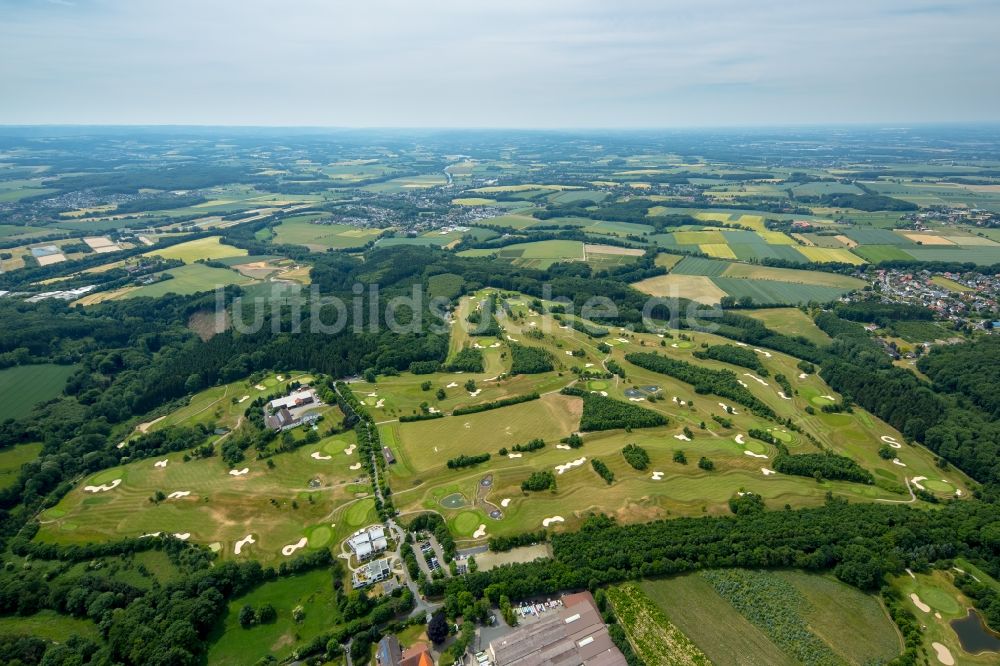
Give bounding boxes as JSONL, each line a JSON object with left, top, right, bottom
{"left": 347, "top": 524, "right": 388, "bottom": 561}
{"left": 488, "top": 591, "right": 627, "bottom": 665}
{"left": 382, "top": 446, "right": 396, "bottom": 464}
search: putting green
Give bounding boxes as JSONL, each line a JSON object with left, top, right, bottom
{"left": 922, "top": 479, "right": 954, "bottom": 493}
{"left": 307, "top": 525, "right": 333, "bottom": 548}
{"left": 918, "top": 585, "right": 962, "bottom": 615}
{"left": 451, "top": 511, "right": 482, "bottom": 536}
{"left": 87, "top": 468, "right": 125, "bottom": 485}
{"left": 441, "top": 493, "right": 467, "bottom": 509}
{"left": 322, "top": 438, "right": 351, "bottom": 454}
{"left": 810, "top": 395, "right": 835, "bottom": 406}
{"left": 588, "top": 380, "right": 609, "bottom": 391}
{"left": 769, "top": 429, "right": 793, "bottom": 443}
{"left": 675, "top": 341, "right": 693, "bottom": 349}
{"left": 745, "top": 440, "right": 768, "bottom": 455}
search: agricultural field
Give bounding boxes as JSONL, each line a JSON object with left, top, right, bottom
{"left": 0, "top": 363, "right": 76, "bottom": 421}
{"left": 458, "top": 239, "right": 585, "bottom": 269}
{"left": 145, "top": 236, "right": 247, "bottom": 263}
{"left": 638, "top": 570, "right": 900, "bottom": 666}
{"left": 79, "top": 263, "right": 258, "bottom": 303}
{"left": 271, "top": 214, "right": 385, "bottom": 250}
{"left": 645, "top": 256, "right": 863, "bottom": 305}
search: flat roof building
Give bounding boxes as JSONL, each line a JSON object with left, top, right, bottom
{"left": 488, "top": 591, "right": 627, "bottom": 666}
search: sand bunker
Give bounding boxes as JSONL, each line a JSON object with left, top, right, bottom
{"left": 753, "top": 349, "right": 773, "bottom": 358}
{"left": 617, "top": 338, "right": 629, "bottom": 343}
{"left": 311, "top": 452, "right": 332, "bottom": 460}
{"left": 892, "top": 458, "right": 907, "bottom": 467}
{"left": 670, "top": 343, "right": 679, "bottom": 348}
{"left": 85, "top": 479, "right": 122, "bottom": 493}
{"left": 254, "top": 383, "right": 266, "bottom": 390}
{"left": 468, "top": 389, "right": 481, "bottom": 397}
{"left": 154, "top": 459, "right": 168, "bottom": 468}
{"left": 735, "top": 342, "right": 748, "bottom": 347}
{"left": 237, "top": 395, "right": 250, "bottom": 404}
{"left": 735, "top": 434, "right": 745, "bottom": 444}
{"left": 555, "top": 457, "right": 586, "bottom": 474}
{"left": 508, "top": 453, "right": 523, "bottom": 459}
{"left": 673, "top": 434, "right": 691, "bottom": 441}
{"left": 565, "top": 350, "right": 574, "bottom": 356}
{"left": 738, "top": 380, "right": 749, "bottom": 387}
{"left": 167, "top": 491, "right": 191, "bottom": 499}
{"left": 490, "top": 342, "right": 501, "bottom": 348}
{"left": 506, "top": 336, "right": 518, "bottom": 342}
{"left": 500, "top": 498, "right": 511, "bottom": 508}
{"left": 744, "top": 373, "right": 769, "bottom": 386}
{"left": 542, "top": 516, "right": 565, "bottom": 527}
{"left": 473, "top": 343, "right": 484, "bottom": 349}
{"left": 344, "top": 444, "right": 357, "bottom": 455}
{"left": 906, "top": 568, "right": 916, "bottom": 579}
{"left": 821, "top": 394, "right": 836, "bottom": 401}
{"left": 651, "top": 471, "right": 664, "bottom": 481}
{"left": 556, "top": 444, "right": 571, "bottom": 450}
{"left": 349, "top": 463, "right": 362, "bottom": 470}
{"left": 281, "top": 537, "right": 308, "bottom": 556}
{"left": 744, "top": 450, "right": 769, "bottom": 459}
{"left": 229, "top": 468, "right": 249, "bottom": 476}
{"left": 628, "top": 397, "right": 645, "bottom": 402}
{"left": 761, "top": 468, "right": 776, "bottom": 476}
{"left": 473, "top": 524, "right": 487, "bottom": 539}
{"left": 718, "top": 403, "right": 738, "bottom": 414}
{"left": 881, "top": 435, "right": 902, "bottom": 449}
{"left": 778, "top": 391, "right": 792, "bottom": 399}
{"left": 234, "top": 534, "right": 255, "bottom": 555}
{"left": 446, "top": 382, "right": 458, "bottom": 388}
{"left": 912, "top": 476, "right": 928, "bottom": 491}
{"left": 174, "top": 533, "right": 191, "bottom": 540}
{"left": 798, "top": 373, "right": 808, "bottom": 379}
{"left": 429, "top": 406, "right": 440, "bottom": 414}
{"left": 585, "top": 363, "right": 594, "bottom": 368}
{"left": 375, "top": 399, "right": 385, "bottom": 408}
{"left": 931, "top": 642, "right": 955, "bottom": 665}
{"left": 910, "top": 593, "right": 931, "bottom": 613}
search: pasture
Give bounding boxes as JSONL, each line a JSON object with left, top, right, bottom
{"left": 125, "top": 264, "right": 256, "bottom": 299}
{"left": 0, "top": 363, "right": 76, "bottom": 420}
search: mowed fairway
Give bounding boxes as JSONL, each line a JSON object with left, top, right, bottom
{"left": 384, "top": 393, "right": 582, "bottom": 475}
{"left": 0, "top": 363, "right": 76, "bottom": 420}
{"left": 632, "top": 274, "right": 727, "bottom": 304}
{"left": 37, "top": 433, "right": 374, "bottom": 561}
{"left": 146, "top": 236, "right": 247, "bottom": 263}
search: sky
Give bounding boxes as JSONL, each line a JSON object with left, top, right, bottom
{"left": 1, "top": 0, "right": 999, "bottom": 128}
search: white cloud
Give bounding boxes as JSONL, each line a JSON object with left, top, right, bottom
{"left": 0, "top": 0, "right": 997, "bottom": 125}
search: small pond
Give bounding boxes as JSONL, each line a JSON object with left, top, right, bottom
{"left": 440, "top": 493, "right": 467, "bottom": 509}
{"left": 951, "top": 609, "right": 1000, "bottom": 654}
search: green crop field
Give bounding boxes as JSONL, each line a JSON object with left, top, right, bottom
{"left": 638, "top": 570, "right": 899, "bottom": 666}
{"left": 146, "top": 236, "right": 247, "bottom": 263}
{"left": 852, "top": 244, "right": 914, "bottom": 262}
{"left": 903, "top": 246, "right": 1000, "bottom": 265}
{"left": 460, "top": 239, "right": 584, "bottom": 268}
{"left": 712, "top": 277, "right": 848, "bottom": 305}
{"left": 670, "top": 255, "right": 730, "bottom": 276}
{"left": 0, "top": 363, "right": 76, "bottom": 421}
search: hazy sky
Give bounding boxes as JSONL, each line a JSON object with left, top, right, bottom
{"left": 2, "top": 0, "right": 999, "bottom": 127}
